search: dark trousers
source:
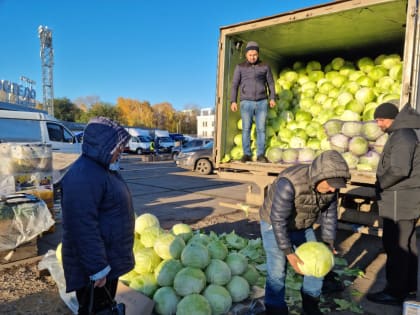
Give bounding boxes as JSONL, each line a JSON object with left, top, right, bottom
{"left": 76, "top": 278, "right": 118, "bottom": 315}
{"left": 382, "top": 218, "right": 417, "bottom": 298}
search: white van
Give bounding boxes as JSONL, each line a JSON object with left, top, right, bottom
{"left": 0, "top": 110, "right": 82, "bottom": 154}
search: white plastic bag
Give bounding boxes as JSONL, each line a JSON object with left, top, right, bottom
{"left": 38, "top": 250, "right": 78, "bottom": 314}
{"left": 0, "top": 193, "right": 55, "bottom": 252}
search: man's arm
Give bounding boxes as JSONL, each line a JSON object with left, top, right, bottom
{"left": 230, "top": 65, "right": 241, "bottom": 104}
{"left": 269, "top": 178, "right": 304, "bottom": 274}
{"left": 378, "top": 129, "right": 417, "bottom": 189}
{"left": 320, "top": 195, "right": 338, "bottom": 250}
{"left": 265, "top": 65, "right": 276, "bottom": 103}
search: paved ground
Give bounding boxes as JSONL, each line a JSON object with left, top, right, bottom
{"left": 34, "top": 154, "right": 407, "bottom": 314}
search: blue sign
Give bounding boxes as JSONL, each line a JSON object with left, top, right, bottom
{"left": 0, "top": 79, "right": 36, "bottom": 105}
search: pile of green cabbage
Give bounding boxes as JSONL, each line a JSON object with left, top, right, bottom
{"left": 122, "top": 213, "right": 267, "bottom": 315}
{"left": 223, "top": 54, "right": 401, "bottom": 170}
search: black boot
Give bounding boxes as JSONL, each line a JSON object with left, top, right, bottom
{"left": 265, "top": 304, "right": 289, "bottom": 315}
{"left": 301, "top": 291, "right": 323, "bottom": 315}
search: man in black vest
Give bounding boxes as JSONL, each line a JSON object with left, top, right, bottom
{"left": 259, "top": 150, "right": 350, "bottom": 315}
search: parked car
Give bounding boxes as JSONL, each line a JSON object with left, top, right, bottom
{"left": 0, "top": 109, "right": 81, "bottom": 154}
{"left": 175, "top": 141, "right": 214, "bottom": 175}
{"left": 156, "top": 136, "right": 175, "bottom": 153}
{"left": 125, "top": 135, "right": 153, "bottom": 154}
{"left": 171, "top": 138, "right": 213, "bottom": 160}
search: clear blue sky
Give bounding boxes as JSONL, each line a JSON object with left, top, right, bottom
{"left": 0, "top": 0, "right": 326, "bottom": 110}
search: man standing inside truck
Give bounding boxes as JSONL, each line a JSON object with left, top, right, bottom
{"left": 259, "top": 150, "right": 350, "bottom": 315}
{"left": 366, "top": 102, "right": 420, "bottom": 306}
{"left": 230, "top": 41, "right": 276, "bottom": 163}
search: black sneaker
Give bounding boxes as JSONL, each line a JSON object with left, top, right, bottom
{"left": 241, "top": 155, "right": 252, "bottom": 162}
{"left": 257, "top": 155, "right": 268, "bottom": 163}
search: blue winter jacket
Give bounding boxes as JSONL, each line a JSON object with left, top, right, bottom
{"left": 61, "top": 117, "right": 135, "bottom": 292}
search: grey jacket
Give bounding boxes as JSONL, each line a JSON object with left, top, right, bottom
{"left": 230, "top": 60, "right": 276, "bottom": 103}
{"left": 376, "top": 103, "right": 420, "bottom": 220}
{"left": 260, "top": 150, "right": 350, "bottom": 255}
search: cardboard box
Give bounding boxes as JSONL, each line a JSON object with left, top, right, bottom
{"left": 403, "top": 300, "right": 420, "bottom": 315}
{"left": 116, "top": 281, "right": 154, "bottom": 315}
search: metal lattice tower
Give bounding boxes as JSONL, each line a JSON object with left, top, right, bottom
{"left": 38, "top": 25, "right": 54, "bottom": 115}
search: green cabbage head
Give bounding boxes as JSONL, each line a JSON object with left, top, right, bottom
{"left": 295, "top": 241, "right": 334, "bottom": 277}
{"left": 152, "top": 286, "right": 180, "bottom": 315}
{"left": 176, "top": 294, "right": 211, "bottom": 315}
{"left": 203, "top": 284, "right": 232, "bottom": 315}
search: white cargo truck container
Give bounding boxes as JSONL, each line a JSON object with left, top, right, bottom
{"left": 213, "top": 0, "right": 420, "bottom": 231}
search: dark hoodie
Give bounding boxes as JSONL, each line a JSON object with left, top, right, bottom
{"left": 259, "top": 150, "right": 350, "bottom": 255}
{"left": 376, "top": 103, "right": 420, "bottom": 220}
{"left": 61, "top": 117, "right": 135, "bottom": 292}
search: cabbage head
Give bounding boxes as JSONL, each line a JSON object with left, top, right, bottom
{"left": 119, "top": 269, "right": 139, "bottom": 285}
{"left": 171, "top": 223, "right": 193, "bottom": 242}
{"left": 282, "top": 148, "right": 298, "bottom": 164}
{"left": 134, "top": 247, "right": 161, "bottom": 274}
{"left": 135, "top": 213, "right": 160, "bottom": 235}
{"left": 226, "top": 275, "right": 251, "bottom": 302}
{"left": 173, "top": 267, "right": 207, "bottom": 296}
{"left": 153, "top": 233, "right": 185, "bottom": 260}
{"left": 348, "top": 136, "right": 369, "bottom": 156}
{"left": 153, "top": 286, "right": 180, "bottom": 315}
{"left": 205, "top": 259, "right": 232, "bottom": 285}
{"left": 56, "top": 242, "right": 62, "bottom": 264}
{"left": 203, "top": 284, "right": 233, "bottom": 315}
{"left": 340, "top": 110, "right": 361, "bottom": 122}
{"left": 341, "top": 152, "right": 359, "bottom": 169}
{"left": 233, "top": 133, "right": 242, "bottom": 146}
{"left": 358, "top": 150, "right": 380, "bottom": 171}
{"left": 129, "top": 272, "right": 158, "bottom": 298}
{"left": 230, "top": 146, "right": 243, "bottom": 160}
{"left": 298, "top": 148, "right": 315, "bottom": 163}
{"left": 329, "top": 134, "right": 349, "bottom": 153}
{"left": 266, "top": 147, "right": 283, "bottom": 163}
{"left": 341, "top": 121, "right": 362, "bottom": 137}
{"left": 176, "top": 294, "right": 211, "bottom": 315}
{"left": 242, "top": 264, "right": 260, "bottom": 286}
{"left": 324, "top": 120, "right": 343, "bottom": 137}
{"left": 181, "top": 242, "right": 210, "bottom": 269}
{"left": 188, "top": 233, "right": 211, "bottom": 246}
{"left": 225, "top": 252, "right": 248, "bottom": 276}
{"left": 362, "top": 121, "right": 384, "bottom": 141}
{"left": 207, "top": 239, "right": 228, "bottom": 260}
{"left": 154, "top": 259, "right": 183, "bottom": 286}
{"left": 140, "top": 226, "right": 164, "bottom": 248}
{"left": 295, "top": 242, "right": 334, "bottom": 277}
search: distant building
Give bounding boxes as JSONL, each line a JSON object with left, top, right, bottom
{"left": 196, "top": 107, "right": 215, "bottom": 138}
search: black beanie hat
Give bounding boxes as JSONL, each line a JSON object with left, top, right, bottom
{"left": 245, "top": 41, "right": 259, "bottom": 52}
{"left": 374, "top": 102, "right": 399, "bottom": 119}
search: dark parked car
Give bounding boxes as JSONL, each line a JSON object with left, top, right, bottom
{"left": 171, "top": 138, "right": 213, "bottom": 160}
{"left": 175, "top": 141, "right": 214, "bottom": 175}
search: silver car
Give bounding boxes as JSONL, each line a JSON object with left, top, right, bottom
{"left": 175, "top": 141, "right": 214, "bottom": 175}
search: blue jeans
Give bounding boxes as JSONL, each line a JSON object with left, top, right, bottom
{"left": 240, "top": 99, "right": 268, "bottom": 156}
{"left": 260, "top": 220, "right": 323, "bottom": 309}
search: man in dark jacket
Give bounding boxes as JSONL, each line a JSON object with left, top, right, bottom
{"left": 230, "top": 41, "right": 276, "bottom": 163}
{"left": 260, "top": 150, "right": 350, "bottom": 315}
{"left": 61, "top": 117, "right": 135, "bottom": 315}
{"left": 366, "top": 102, "right": 420, "bottom": 305}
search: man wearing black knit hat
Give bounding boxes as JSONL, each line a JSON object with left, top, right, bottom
{"left": 367, "top": 101, "right": 420, "bottom": 306}
{"left": 230, "top": 41, "right": 276, "bottom": 163}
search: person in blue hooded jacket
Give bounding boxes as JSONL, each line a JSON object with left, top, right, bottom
{"left": 61, "top": 117, "right": 135, "bottom": 315}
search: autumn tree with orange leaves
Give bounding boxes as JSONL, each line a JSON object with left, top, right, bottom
{"left": 116, "top": 97, "right": 154, "bottom": 127}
